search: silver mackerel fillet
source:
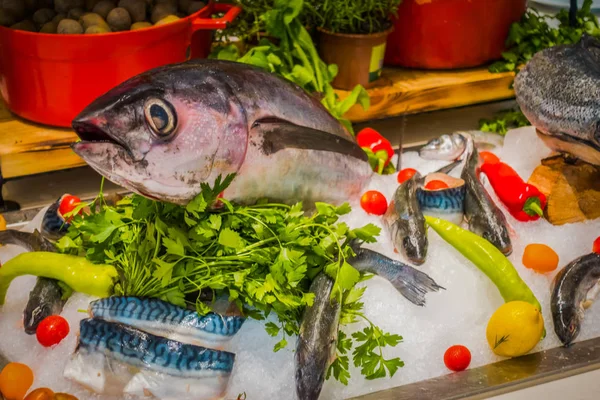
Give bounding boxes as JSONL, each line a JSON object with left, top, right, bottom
{"left": 89, "top": 296, "right": 244, "bottom": 348}
{"left": 64, "top": 318, "right": 235, "bottom": 400}
{"left": 71, "top": 59, "right": 373, "bottom": 206}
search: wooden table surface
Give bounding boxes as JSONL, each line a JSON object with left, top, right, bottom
{"left": 0, "top": 65, "right": 515, "bottom": 181}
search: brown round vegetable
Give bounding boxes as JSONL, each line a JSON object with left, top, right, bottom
{"left": 52, "top": 13, "right": 67, "bottom": 24}
{"left": 92, "top": 0, "right": 116, "bottom": 19}
{"left": 151, "top": 3, "right": 177, "bottom": 23}
{"left": 40, "top": 20, "right": 58, "bottom": 33}
{"left": 178, "top": 0, "right": 191, "bottom": 13}
{"left": 3, "top": 0, "right": 26, "bottom": 20}
{"left": 130, "top": 21, "right": 151, "bottom": 30}
{"left": 79, "top": 12, "right": 109, "bottom": 30}
{"left": 186, "top": 1, "right": 205, "bottom": 15}
{"left": 10, "top": 20, "right": 37, "bottom": 32}
{"left": 0, "top": 8, "right": 17, "bottom": 27}
{"left": 85, "top": 0, "right": 101, "bottom": 11}
{"left": 68, "top": 8, "right": 86, "bottom": 20}
{"left": 154, "top": 14, "right": 179, "bottom": 26}
{"left": 33, "top": 8, "right": 57, "bottom": 27}
{"left": 117, "top": 0, "right": 145, "bottom": 23}
{"left": 107, "top": 7, "right": 130, "bottom": 31}
{"left": 85, "top": 24, "right": 109, "bottom": 33}
{"left": 57, "top": 18, "right": 83, "bottom": 33}
{"left": 55, "top": 0, "right": 85, "bottom": 14}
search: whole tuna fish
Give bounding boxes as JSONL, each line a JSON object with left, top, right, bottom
{"left": 551, "top": 252, "right": 600, "bottom": 346}
{"left": 71, "top": 59, "right": 373, "bottom": 206}
{"left": 515, "top": 34, "right": 600, "bottom": 166}
{"left": 295, "top": 273, "right": 340, "bottom": 400}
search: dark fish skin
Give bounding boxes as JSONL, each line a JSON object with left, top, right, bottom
{"left": 23, "top": 278, "right": 66, "bottom": 335}
{"left": 460, "top": 138, "right": 512, "bottom": 255}
{"left": 515, "top": 35, "right": 600, "bottom": 166}
{"left": 348, "top": 243, "right": 444, "bottom": 306}
{"left": 41, "top": 199, "right": 70, "bottom": 241}
{"left": 0, "top": 229, "right": 66, "bottom": 335}
{"left": 551, "top": 253, "right": 600, "bottom": 346}
{"left": 383, "top": 175, "right": 428, "bottom": 265}
{"left": 295, "top": 273, "right": 340, "bottom": 400}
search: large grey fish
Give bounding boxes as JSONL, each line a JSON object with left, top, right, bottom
{"left": 71, "top": 59, "right": 373, "bottom": 206}
{"left": 514, "top": 34, "right": 600, "bottom": 166}
{"left": 89, "top": 296, "right": 244, "bottom": 349}
{"left": 551, "top": 252, "right": 600, "bottom": 346}
{"left": 0, "top": 229, "right": 67, "bottom": 334}
{"left": 64, "top": 318, "right": 235, "bottom": 399}
{"left": 295, "top": 273, "right": 340, "bottom": 400}
{"left": 348, "top": 243, "right": 444, "bottom": 306}
{"left": 383, "top": 174, "right": 428, "bottom": 265}
{"left": 460, "top": 137, "right": 512, "bottom": 255}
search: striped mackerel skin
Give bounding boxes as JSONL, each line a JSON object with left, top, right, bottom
{"left": 77, "top": 318, "right": 235, "bottom": 377}
{"left": 89, "top": 297, "right": 244, "bottom": 347}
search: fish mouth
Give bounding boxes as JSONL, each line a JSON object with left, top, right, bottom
{"left": 71, "top": 118, "right": 135, "bottom": 160}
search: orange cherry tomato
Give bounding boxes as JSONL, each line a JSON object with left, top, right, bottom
{"left": 0, "top": 363, "right": 34, "bottom": 400}
{"left": 522, "top": 244, "right": 559, "bottom": 273}
{"left": 397, "top": 168, "right": 418, "bottom": 184}
{"left": 593, "top": 236, "right": 600, "bottom": 254}
{"left": 444, "top": 345, "right": 471, "bottom": 372}
{"left": 424, "top": 180, "right": 449, "bottom": 190}
{"left": 479, "top": 151, "right": 500, "bottom": 165}
{"left": 360, "top": 191, "right": 388, "bottom": 215}
{"left": 24, "top": 388, "right": 54, "bottom": 400}
{"left": 53, "top": 394, "right": 79, "bottom": 400}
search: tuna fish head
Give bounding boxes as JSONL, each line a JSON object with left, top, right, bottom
{"left": 514, "top": 34, "right": 600, "bottom": 165}
{"left": 71, "top": 63, "right": 248, "bottom": 205}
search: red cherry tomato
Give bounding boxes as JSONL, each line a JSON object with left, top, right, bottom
{"left": 479, "top": 151, "right": 500, "bottom": 165}
{"left": 360, "top": 191, "right": 388, "bottom": 215}
{"left": 425, "top": 180, "right": 449, "bottom": 190}
{"left": 444, "top": 345, "right": 471, "bottom": 372}
{"left": 593, "top": 236, "right": 600, "bottom": 254}
{"left": 36, "top": 316, "right": 70, "bottom": 347}
{"left": 58, "top": 194, "right": 82, "bottom": 221}
{"left": 397, "top": 168, "right": 418, "bottom": 184}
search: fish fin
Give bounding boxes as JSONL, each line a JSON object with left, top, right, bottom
{"left": 392, "top": 265, "right": 445, "bottom": 307}
{"left": 251, "top": 119, "right": 368, "bottom": 161}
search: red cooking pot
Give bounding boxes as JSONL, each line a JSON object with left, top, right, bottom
{"left": 384, "top": 0, "right": 527, "bottom": 69}
{"left": 0, "top": 2, "right": 241, "bottom": 128}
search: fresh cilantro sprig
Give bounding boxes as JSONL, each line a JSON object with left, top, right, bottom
{"left": 56, "top": 174, "right": 403, "bottom": 384}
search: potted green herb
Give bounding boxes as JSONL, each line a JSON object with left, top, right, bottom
{"left": 305, "top": 0, "right": 402, "bottom": 90}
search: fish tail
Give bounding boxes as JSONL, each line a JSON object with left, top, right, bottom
{"left": 392, "top": 266, "right": 445, "bottom": 307}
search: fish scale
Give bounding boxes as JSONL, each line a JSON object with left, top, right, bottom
{"left": 89, "top": 296, "right": 244, "bottom": 348}
{"left": 416, "top": 187, "right": 465, "bottom": 210}
{"left": 77, "top": 318, "right": 235, "bottom": 375}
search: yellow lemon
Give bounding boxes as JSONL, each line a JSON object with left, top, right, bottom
{"left": 0, "top": 214, "right": 6, "bottom": 231}
{"left": 486, "top": 301, "right": 544, "bottom": 357}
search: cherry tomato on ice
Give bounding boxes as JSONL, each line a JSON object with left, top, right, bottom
{"left": 0, "top": 362, "right": 34, "bottom": 400}
{"left": 593, "top": 236, "right": 600, "bottom": 254}
{"left": 360, "top": 191, "right": 388, "bottom": 215}
{"left": 479, "top": 151, "right": 500, "bottom": 165}
{"left": 397, "top": 168, "right": 418, "bottom": 184}
{"left": 424, "top": 180, "right": 449, "bottom": 190}
{"left": 36, "top": 316, "right": 70, "bottom": 348}
{"left": 444, "top": 345, "right": 471, "bottom": 372}
{"left": 24, "top": 388, "right": 54, "bottom": 400}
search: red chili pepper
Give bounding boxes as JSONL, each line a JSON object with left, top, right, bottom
{"left": 481, "top": 161, "right": 546, "bottom": 222}
{"left": 357, "top": 128, "right": 394, "bottom": 173}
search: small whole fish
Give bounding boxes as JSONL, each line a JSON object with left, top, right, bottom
{"left": 71, "top": 59, "right": 373, "bottom": 206}
{"left": 295, "top": 273, "right": 340, "bottom": 400}
{"left": 64, "top": 318, "right": 235, "bottom": 399}
{"left": 383, "top": 174, "right": 428, "bottom": 265}
{"left": 461, "top": 130, "right": 505, "bottom": 151}
{"left": 89, "top": 296, "right": 245, "bottom": 349}
{"left": 348, "top": 243, "right": 444, "bottom": 306}
{"left": 419, "top": 133, "right": 466, "bottom": 161}
{"left": 41, "top": 199, "right": 70, "bottom": 241}
{"left": 0, "top": 229, "right": 67, "bottom": 334}
{"left": 515, "top": 34, "right": 600, "bottom": 166}
{"left": 460, "top": 137, "right": 512, "bottom": 255}
{"left": 551, "top": 253, "right": 600, "bottom": 346}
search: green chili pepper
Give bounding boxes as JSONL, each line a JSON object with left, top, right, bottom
{"left": 425, "top": 216, "right": 542, "bottom": 311}
{"left": 0, "top": 252, "right": 118, "bottom": 305}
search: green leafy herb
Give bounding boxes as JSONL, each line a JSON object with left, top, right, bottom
{"left": 57, "top": 174, "right": 402, "bottom": 383}
{"left": 478, "top": 108, "right": 531, "bottom": 135}
{"left": 494, "top": 334, "right": 510, "bottom": 349}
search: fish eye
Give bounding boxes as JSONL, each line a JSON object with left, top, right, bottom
{"left": 144, "top": 98, "right": 177, "bottom": 138}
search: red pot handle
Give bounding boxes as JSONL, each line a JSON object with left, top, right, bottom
{"left": 191, "top": 3, "right": 242, "bottom": 31}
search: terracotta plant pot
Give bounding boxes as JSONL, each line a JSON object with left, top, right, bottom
{"left": 318, "top": 27, "right": 393, "bottom": 90}
{"left": 384, "top": 0, "right": 527, "bottom": 69}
